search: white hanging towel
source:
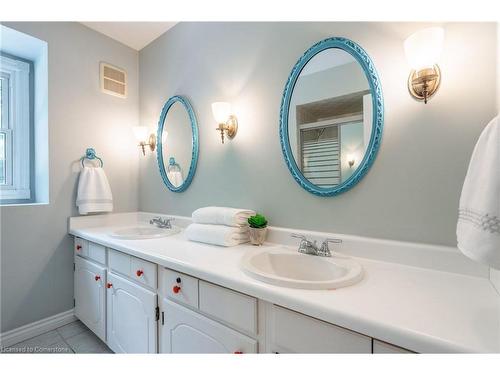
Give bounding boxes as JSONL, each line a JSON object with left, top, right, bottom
{"left": 76, "top": 166, "right": 113, "bottom": 215}
{"left": 167, "top": 170, "right": 184, "bottom": 187}
{"left": 185, "top": 223, "right": 249, "bottom": 247}
{"left": 457, "top": 115, "right": 500, "bottom": 269}
{"left": 192, "top": 206, "right": 256, "bottom": 227}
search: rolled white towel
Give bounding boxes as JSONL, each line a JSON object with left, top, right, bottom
{"left": 192, "top": 206, "right": 256, "bottom": 227}
{"left": 185, "top": 223, "right": 249, "bottom": 247}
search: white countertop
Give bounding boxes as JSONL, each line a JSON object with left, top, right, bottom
{"left": 69, "top": 213, "right": 500, "bottom": 353}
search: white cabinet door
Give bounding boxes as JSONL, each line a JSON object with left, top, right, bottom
{"left": 74, "top": 256, "right": 106, "bottom": 341}
{"left": 106, "top": 272, "right": 157, "bottom": 353}
{"left": 159, "top": 298, "right": 257, "bottom": 354}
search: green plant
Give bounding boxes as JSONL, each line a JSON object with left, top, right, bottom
{"left": 248, "top": 214, "right": 268, "bottom": 229}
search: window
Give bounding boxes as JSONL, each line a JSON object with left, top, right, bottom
{"left": 0, "top": 54, "right": 32, "bottom": 201}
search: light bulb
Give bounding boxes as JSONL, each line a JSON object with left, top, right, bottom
{"left": 404, "top": 27, "right": 444, "bottom": 70}
{"left": 132, "top": 126, "right": 150, "bottom": 142}
{"left": 211, "top": 102, "right": 231, "bottom": 124}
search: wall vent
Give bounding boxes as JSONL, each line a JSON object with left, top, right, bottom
{"left": 100, "top": 62, "right": 127, "bottom": 98}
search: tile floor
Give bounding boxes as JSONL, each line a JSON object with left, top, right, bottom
{"left": 2, "top": 320, "right": 112, "bottom": 354}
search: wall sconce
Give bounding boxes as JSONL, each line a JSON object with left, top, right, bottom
{"left": 132, "top": 126, "right": 156, "bottom": 156}
{"left": 347, "top": 154, "right": 356, "bottom": 168}
{"left": 211, "top": 102, "right": 238, "bottom": 144}
{"left": 404, "top": 27, "right": 444, "bottom": 104}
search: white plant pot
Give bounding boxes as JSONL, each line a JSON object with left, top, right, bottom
{"left": 249, "top": 227, "right": 267, "bottom": 246}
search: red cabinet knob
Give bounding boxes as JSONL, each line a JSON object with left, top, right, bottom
{"left": 106, "top": 283, "right": 113, "bottom": 289}
{"left": 234, "top": 351, "right": 243, "bottom": 354}
{"left": 95, "top": 275, "right": 101, "bottom": 281}
{"left": 136, "top": 270, "right": 144, "bottom": 277}
{"left": 172, "top": 285, "right": 181, "bottom": 294}
{"left": 76, "top": 245, "right": 82, "bottom": 251}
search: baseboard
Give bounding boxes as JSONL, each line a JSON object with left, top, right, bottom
{"left": 0, "top": 309, "right": 76, "bottom": 348}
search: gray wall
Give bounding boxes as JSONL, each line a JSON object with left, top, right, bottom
{"left": 0, "top": 22, "right": 139, "bottom": 333}
{"left": 139, "top": 22, "right": 498, "bottom": 247}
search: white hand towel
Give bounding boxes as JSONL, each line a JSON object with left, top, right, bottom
{"left": 185, "top": 223, "right": 249, "bottom": 247}
{"left": 76, "top": 166, "right": 113, "bottom": 215}
{"left": 167, "top": 170, "right": 184, "bottom": 188}
{"left": 457, "top": 115, "right": 500, "bottom": 269}
{"left": 192, "top": 206, "right": 256, "bottom": 227}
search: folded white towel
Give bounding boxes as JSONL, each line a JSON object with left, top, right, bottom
{"left": 185, "top": 223, "right": 249, "bottom": 247}
{"left": 192, "top": 206, "right": 256, "bottom": 227}
{"left": 457, "top": 116, "right": 500, "bottom": 269}
{"left": 76, "top": 166, "right": 113, "bottom": 215}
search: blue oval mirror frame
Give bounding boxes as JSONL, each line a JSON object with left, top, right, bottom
{"left": 279, "top": 37, "right": 384, "bottom": 197}
{"left": 157, "top": 95, "right": 199, "bottom": 193}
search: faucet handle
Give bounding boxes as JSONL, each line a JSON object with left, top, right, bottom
{"left": 291, "top": 233, "right": 313, "bottom": 246}
{"left": 291, "top": 233, "right": 307, "bottom": 240}
{"left": 319, "top": 238, "right": 342, "bottom": 256}
{"left": 323, "top": 238, "right": 342, "bottom": 245}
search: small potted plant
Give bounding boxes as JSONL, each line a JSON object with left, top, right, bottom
{"left": 248, "top": 213, "right": 268, "bottom": 246}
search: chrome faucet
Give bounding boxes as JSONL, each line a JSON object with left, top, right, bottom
{"left": 149, "top": 217, "right": 174, "bottom": 229}
{"left": 291, "top": 233, "right": 342, "bottom": 257}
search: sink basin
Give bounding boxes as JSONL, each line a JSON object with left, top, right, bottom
{"left": 241, "top": 247, "right": 363, "bottom": 290}
{"left": 108, "top": 226, "right": 181, "bottom": 240}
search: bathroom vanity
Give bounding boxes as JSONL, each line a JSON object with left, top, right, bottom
{"left": 69, "top": 213, "right": 500, "bottom": 354}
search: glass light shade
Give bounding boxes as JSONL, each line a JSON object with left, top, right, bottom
{"left": 132, "top": 126, "right": 150, "bottom": 142}
{"left": 404, "top": 27, "right": 444, "bottom": 70}
{"left": 211, "top": 102, "right": 231, "bottom": 124}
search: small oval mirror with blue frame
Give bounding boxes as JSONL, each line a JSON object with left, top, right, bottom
{"left": 279, "top": 37, "right": 384, "bottom": 196}
{"left": 157, "top": 95, "right": 199, "bottom": 193}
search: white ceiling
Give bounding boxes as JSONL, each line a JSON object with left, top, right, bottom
{"left": 81, "top": 22, "right": 177, "bottom": 50}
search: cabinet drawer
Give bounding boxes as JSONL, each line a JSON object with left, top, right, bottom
{"left": 160, "top": 268, "right": 198, "bottom": 309}
{"left": 199, "top": 281, "right": 257, "bottom": 336}
{"left": 108, "top": 249, "right": 157, "bottom": 289}
{"left": 373, "top": 340, "right": 414, "bottom": 354}
{"left": 88, "top": 242, "right": 106, "bottom": 265}
{"left": 271, "top": 305, "right": 371, "bottom": 353}
{"left": 74, "top": 237, "right": 89, "bottom": 257}
{"left": 74, "top": 238, "right": 106, "bottom": 265}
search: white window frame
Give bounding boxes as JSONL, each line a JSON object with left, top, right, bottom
{"left": 0, "top": 73, "right": 11, "bottom": 185}
{"left": 0, "top": 54, "right": 31, "bottom": 201}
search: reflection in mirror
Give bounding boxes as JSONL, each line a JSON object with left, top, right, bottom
{"left": 161, "top": 101, "right": 193, "bottom": 188}
{"left": 157, "top": 95, "right": 198, "bottom": 193}
{"left": 288, "top": 48, "right": 371, "bottom": 187}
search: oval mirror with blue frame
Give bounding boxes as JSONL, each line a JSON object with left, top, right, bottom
{"left": 279, "top": 37, "right": 384, "bottom": 196}
{"left": 157, "top": 95, "right": 199, "bottom": 193}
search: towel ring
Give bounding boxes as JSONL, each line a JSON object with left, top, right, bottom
{"left": 80, "top": 148, "right": 104, "bottom": 168}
